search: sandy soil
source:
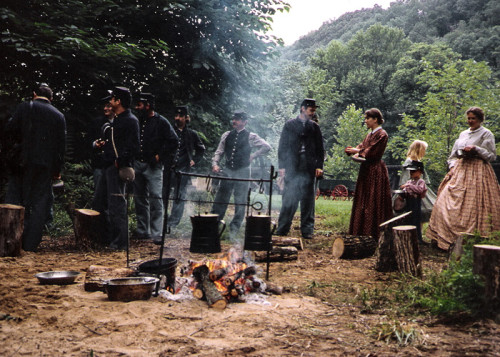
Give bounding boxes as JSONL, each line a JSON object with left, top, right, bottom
{"left": 1, "top": 227, "right": 499, "bottom": 356}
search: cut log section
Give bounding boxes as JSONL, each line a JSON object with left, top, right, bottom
{"left": 84, "top": 265, "right": 135, "bottom": 292}
{"left": 0, "top": 204, "right": 24, "bottom": 257}
{"left": 265, "top": 281, "right": 283, "bottom": 295}
{"left": 73, "top": 209, "right": 103, "bottom": 249}
{"left": 192, "top": 265, "right": 227, "bottom": 310}
{"left": 473, "top": 245, "right": 500, "bottom": 309}
{"left": 332, "top": 235, "right": 377, "bottom": 259}
{"left": 392, "top": 225, "right": 421, "bottom": 277}
{"left": 272, "top": 236, "right": 303, "bottom": 250}
{"left": 253, "top": 246, "right": 298, "bottom": 262}
{"left": 375, "top": 211, "right": 412, "bottom": 272}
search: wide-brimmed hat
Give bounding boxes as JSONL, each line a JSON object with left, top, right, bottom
{"left": 406, "top": 160, "right": 424, "bottom": 172}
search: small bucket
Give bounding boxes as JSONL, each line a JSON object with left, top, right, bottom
{"left": 138, "top": 258, "right": 177, "bottom": 293}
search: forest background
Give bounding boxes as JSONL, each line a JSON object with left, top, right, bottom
{"left": 0, "top": 0, "right": 499, "bottom": 205}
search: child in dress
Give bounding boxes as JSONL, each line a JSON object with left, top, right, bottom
{"left": 401, "top": 160, "right": 428, "bottom": 243}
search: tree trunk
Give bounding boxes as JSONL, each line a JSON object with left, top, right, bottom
{"left": 375, "top": 211, "right": 412, "bottom": 272}
{"left": 0, "top": 204, "right": 24, "bottom": 257}
{"left": 84, "top": 265, "right": 135, "bottom": 292}
{"left": 332, "top": 235, "right": 376, "bottom": 259}
{"left": 272, "top": 236, "right": 303, "bottom": 250}
{"left": 73, "top": 209, "right": 103, "bottom": 249}
{"left": 253, "top": 246, "right": 298, "bottom": 262}
{"left": 473, "top": 245, "right": 500, "bottom": 309}
{"left": 192, "top": 265, "right": 227, "bottom": 310}
{"left": 393, "top": 225, "right": 421, "bottom": 277}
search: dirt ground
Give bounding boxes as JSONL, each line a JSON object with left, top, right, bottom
{"left": 1, "top": 223, "right": 500, "bottom": 357}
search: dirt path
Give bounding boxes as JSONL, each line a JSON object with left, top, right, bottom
{"left": 1, "top": 233, "right": 499, "bottom": 356}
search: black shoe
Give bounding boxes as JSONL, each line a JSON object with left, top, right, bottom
{"left": 109, "top": 242, "right": 127, "bottom": 251}
{"left": 152, "top": 237, "right": 164, "bottom": 245}
{"left": 302, "top": 233, "right": 313, "bottom": 239}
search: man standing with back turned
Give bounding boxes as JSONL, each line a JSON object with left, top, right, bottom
{"left": 276, "top": 98, "right": 324, "bottom": 239}
{"left": 4, "top": 83, "right": 66, "bottom": 252}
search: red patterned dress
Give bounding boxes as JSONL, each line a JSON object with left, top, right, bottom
{"left": 349, "top": 128, "right": 393, "bottom": 239}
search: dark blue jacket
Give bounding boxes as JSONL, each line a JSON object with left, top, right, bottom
{"left": 6, "top": 98, "right": 66, "bottom": 174}
{"left": 137, "top": 112, "right": 178, "bottom": 167}
{"left": 278, "top": 116, "right": 324, "bottom": 177}
{"left": 101, "top": 109, "right": 140, "bottom": 168}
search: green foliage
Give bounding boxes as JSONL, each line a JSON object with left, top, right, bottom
{"left": 314, "top": 199, "right": 352, "bottom": 233}
{"left": 324, "top": 105, "right": 366, "bottom": 181}
{"left": 370, "top": 320, "right": 423, "bottom": 346}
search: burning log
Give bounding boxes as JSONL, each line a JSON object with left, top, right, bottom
{"left": 253, "top": 246, "right": 298, "bottom": 262}
{"left": 192, "top": 265, "right": 227, "bottom": 310}
{"left": 272, "top": 236, "right": 303, "bottom": 250}
{"left": 209, "top": 268, "right": 227, "bottom": 282}
{"left": 84, "top": 265, "right": 135, "bottom": 292}
{"left": 0, "top": 204, "right": 24, "bottom": 257}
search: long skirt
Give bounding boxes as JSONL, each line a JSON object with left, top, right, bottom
{"left": 349, "top": 161, "right": 393, "bottom": 240}
{"left": 426, "top": 158, "right": 500, "bottom": 250}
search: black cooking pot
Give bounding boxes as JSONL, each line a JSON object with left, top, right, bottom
{"left": 138, "top": 258, "right": 177, "bottom": 293}
{"left": 244, "top": 214, "right": 275, "bottom": 251}
{"left": 190, "top": 214, "right": 225, "bottom": 253}
{"left": 103, "top": 277, "right": 159, "bottom": 302}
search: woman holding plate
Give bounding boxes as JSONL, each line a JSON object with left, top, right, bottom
{"left": 345, "top": 108, "right": 393, "bottom": 239}
{"left": 426, "top": 106, "right": 500, "bottom": 250}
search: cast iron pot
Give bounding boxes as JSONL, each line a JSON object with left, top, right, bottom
{"left": 244, "top": 214, "right": 276, "bottom": 251}
{"left": 103, "top": 277, "right": 159, "bottom": 302}
{"left": 138, "top": 258, "right": 177, "bottom": 293}
{"left": 190, "top": 214, "right": 225, "bottom": 253}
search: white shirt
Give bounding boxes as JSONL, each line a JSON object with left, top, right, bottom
{"left": 448, "top": 126, "right": 497, "bottom": 168}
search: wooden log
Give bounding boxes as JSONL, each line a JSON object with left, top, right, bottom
{"left": 84, "top": 265, "right": 135, "bottom": 292}
{"left": 473, "top": 245, "right": 500, "bottom": 309}
{"left": 253, "top": 246, "right": 298, "bottom": 262}
{"left": 265, "top": 281, "right": 283, "bottom": 295}
{"left": 392, "top": 225, "right": 421, "bottom": 277}
{"left": 375, "top": 211, "right": 412, "bottom": 272}
{"left": 209, "top": 268, "right": 227, "bottom": 282}
{"left": 73, "top": 209, "right": 103, "bottom": 249}
{"left": 0, "top": 204, "right": 24, "bottom": 257}
{"left": 332, "top": 235, "right": 377, "bottom": 259}
{"left": 272, "top": 236, "right": 304, "bottom": 250}
{"left": 192, "top": 265, "right": 227, "bottom": 310}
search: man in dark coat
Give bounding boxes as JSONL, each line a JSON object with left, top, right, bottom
{"left": 91, "top": 86, "right": 140, "bottom": 250}
{"left": 211, "top": 111, "right": 271, "bottom": 240}
{"left": 276, "top": 98, "right": 324, "bottom": 239}
{"left": 4, "top": 83, "right": 66, "bottom": 252}
{"left": 168, "top": 105, "right": 205, "bottom": 229}
{"left": 133, "top": 93, "right": 178, "bottom": 243}
{"left": 88, "top": 98, "right": 115, "bottom": 190}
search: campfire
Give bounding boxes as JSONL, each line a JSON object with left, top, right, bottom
{"left": 180, "top": 249, "right": 281, "bottom": 310}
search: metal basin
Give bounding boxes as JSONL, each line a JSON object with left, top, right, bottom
{"left": 103, "top": 277, "right": 159, "bottom": 302}
{"left": 35, "top": 271, "right": 80, "bottom": 285}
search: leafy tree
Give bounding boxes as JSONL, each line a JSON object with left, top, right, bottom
{"left": 402, "top": 58, "right": 499, "bottom": 179}
{"left": 323, "top": 105, "right": 367, "bottom": 181}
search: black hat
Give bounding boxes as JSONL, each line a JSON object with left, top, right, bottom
{"left": 109, "top": 86, "right": 132, "bottom": 107}
{"left": 100, "top": 94, "right": 112, "bottom": 103}
{"left": 175, "top": 105, "right": 188, "bottom": 116}
{"left": 232, "top": 111, "right": 248, "bottom": 121}
{"left": 301, "top": 98, "right": 319, "bottom": 108}
{"left": 406, "top": 160, "right": 424, "bottom": 172}
{"left": 137, "top": 92, "right": 155, "bottom": 105}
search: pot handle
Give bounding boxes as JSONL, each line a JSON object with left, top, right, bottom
{"left": 101, "top": 280, "right": 109, "bottom": 294}
{"left": 218, "top": 220, "right": 226, "bottom": 239}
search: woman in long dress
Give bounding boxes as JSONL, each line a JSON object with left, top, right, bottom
{"left": 345, "top": 108, "right": 393, "bottom": 240}
{"left": 397, "top": 140, "right": 437, "bottom": 221}
{"left": 426, "top": 107, "right": 500, "bottom": 250}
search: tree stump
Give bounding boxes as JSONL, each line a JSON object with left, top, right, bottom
{"left": 332, "top": 235, "right": 377, "bottom": 259}
{"left": 375, "top": 211, "right": 412, "bottom": 272}
{"left": 73, "top": 209, "right": 103, "bottom": 249}
{"left": 0, "top": 204, "right": 24, "bottom": 257}
{"left": 393, "top": 225, "right": 421, "bottom": 277}
{"left": 473, "top": 245, "right": 500, "bottom": 309}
